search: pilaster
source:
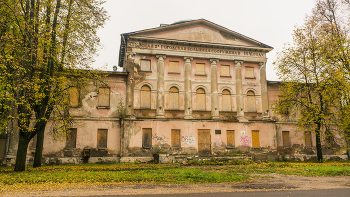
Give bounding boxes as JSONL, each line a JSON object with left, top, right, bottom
{"left": 235, "top": 60, "right": 247, "bottom": 122}
{"left": 125, "top": 53, "right": 135, "bottom": 119}
{"left": 259, "top": 62, "right": 270, "bottom": 120}
{"left": 156, "top": 55, "right": 166, "bottom": 118}
{"left": 210, "top": 59, "right": 219, "bottom": 119}
{"left": 184, "top": 57, "right": 193, "bottom": 119}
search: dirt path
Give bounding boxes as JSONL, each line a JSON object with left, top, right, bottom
{"left": 2, "top": 174, "right": 350, "bottom": 197}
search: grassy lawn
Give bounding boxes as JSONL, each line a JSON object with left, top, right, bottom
{"left": 0, "top": 161, "right": 350, "bottom": 192}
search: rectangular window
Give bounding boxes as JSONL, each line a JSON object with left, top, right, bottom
{"left": 171, "top": 129, "right": 181, "bottom": 148}
{"left": 98, "top": 87, "right": 110, "bottom": 107}
{"left": 252, "top": 130, "right": 260, "bottom": 147}
{"left": 245, "top": 67, "right": 255, "bottom": 78}
{"left": 227, "top": 130, "right": 235, "bottom": 148}
{"left": 305, "top": 131, "right": 312, "bottom": 147}
{"left": 221, "top": 65, "right": 230, "bottom": 76}
{"left": 66, "top": 128, "right": 77, "bottom": 148}
{"left": 169, "top": 61, "right": 180, "bottom": 73}
{"left": 195, "top": 63, "right": 206, "bottom": 75}
{"left": 69, "top": 87, "right": 79, "bottom": 107}
{"left": 141, "top": 59, "right": 151, "bottom": 71}
{"left": 97, "top": 129, "right": 108, "bottom": 148}
{"left": 142, "top": 128, "right": 152, "bottom": 149}
{"left": 282, "top": 131, "right": 291, "bottom": 147}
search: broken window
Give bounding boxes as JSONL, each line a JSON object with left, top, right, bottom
{"left": 98, "top": 87, "right": 110, "bottom": 107}
{"left": 66, "top": 128, "right": 77, "bottom": 148}
{"left": 196, "top": 88, "right": 206, "bottom": 110}
{"left": 69, "top": 87, "right": 79, "bottom": 107}
{"left": 195, "top": 63, "right": 206, "bottom": 75}
{"left": 252, "top": 130, "right": 260, "bottom": 147}
{"left": 169, "top": 87, "right": 179, "bottom": 110}
{"left": 141, "top": 59, "right": 151, "bottom": 71}
{"left": 282, "top": 131, "right": 291, "bottom": 147}
{"left": 171, "top": 129, "right": 181, "bottom": 148}
{"left": 247, "top": 91, "right": 256, "bottom": 112}
{"left": 142, "top": 128, "right": 152, "bottom": 149}
{"left": 304, "top": 131, "right": 312, "bottom": 147}
{"left": 97, "top": 129, "right": 108, "bottom": 148}
{"left": 245, "top": 67, "right": 254, "bottom": 78}
{"left": 222, "top": 89, "right": 231, "bottom": 111}
{"left": 169, "top": 61, "right": 180, "bottom": 73}
{"left": 226, "top": 130, "right": 235, "bottom": 148}
{"left": 221, "top": 65, "right": 230, "bottom": 76}
{"left": 141, "top": 85, "right": 151, "bottom": 109}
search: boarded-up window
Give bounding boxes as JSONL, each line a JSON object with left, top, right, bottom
{"left": 282, "top": 131, "right": 291, "bottom": 147}
{"left": 227, "top": 130, "right": 235, "bottom": 148}
{"left": 66, "top": 128, "right": 77, "bottom": 148}
{"left": 69, "top": 87, "right": 79, "bottom": 107}
{"left": 247, "top": 91, "right": 256, "bottom": 112}
{"left": 142, "top": 128, "right": 152, "bottom": 149}
{"left": 169, "top": 87, "right": 179, "bottom": 110}
{"left": 97, "top": 129, "right": 108, "bottom": 148}
{"left": 141, "top": 59, "right": 151, "bottom": 71}
{"left": 221, "top": 65, "right": 230, "bottom": 76}
{"left": 171, "top": 129, "right": 181, "bottom": 148}
{"left": 305, "top": 131, "right": 312, "bottom": 147}
{"left": 198, "top": 129, "right": 211, "bottom": 154}
{"left": 141, "top": 85, "right": 151, "bottom": 109}
{"left": 196, "top": 88, "right": 206, "bottom": 110}
{"left": 245, "top": 67, "right": 254, "bottom": 78}
{"left": 98, "top": 87, "right": 110, "bottom": 107}
{"left": 196, "top": 63, "right": 206, "bottom": 75}
{"left": 222, "top": 90, "right": 231, "bottom": 111}
{"left": 169, "top": 61, "right": 180, "bottom": 73}
{"left": 252, "top": 130, "right": 260, "bottom": 147}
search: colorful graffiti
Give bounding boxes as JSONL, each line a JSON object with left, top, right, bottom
{"left": 240, "top": 136, "right": 251, "bottom": 147}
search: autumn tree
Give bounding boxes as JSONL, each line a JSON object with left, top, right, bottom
{"left": 0, "top": 0, "right": 108, "bottom": 171}
{"left": 274, "top": 0, "right": 350, "bottom": 162}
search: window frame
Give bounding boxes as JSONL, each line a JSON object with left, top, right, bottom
{"left": 140, "top": 59, "right": 152, "bottom": 72}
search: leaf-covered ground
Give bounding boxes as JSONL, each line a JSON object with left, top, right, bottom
{"left": 1, "top": 161, "right": 350, "bottom": 193}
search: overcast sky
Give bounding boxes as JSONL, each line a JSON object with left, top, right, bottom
{"left": 93, "top": 0, "right": 316, "bottom": 81}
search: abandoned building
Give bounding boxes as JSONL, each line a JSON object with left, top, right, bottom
{"left": 1, "top": 19, "right": 348, "bottom": 165}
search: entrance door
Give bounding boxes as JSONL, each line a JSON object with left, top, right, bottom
{"left": 198, "top": 129, "right": 211, "bottom": 154}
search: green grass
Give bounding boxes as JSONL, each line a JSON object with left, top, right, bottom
{"left": 1, "top": 161, "right": 350, "bottom": 191}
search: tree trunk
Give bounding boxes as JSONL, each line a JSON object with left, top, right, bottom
{"left": 33, "top": 127, "right": 44, "bottom": 167}
{"left": 315, "top": 123, "right": 323, "bottom": 162}
{"left": 14, "top": 133, "right": 31, "bottom": 172}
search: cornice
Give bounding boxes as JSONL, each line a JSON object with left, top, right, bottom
{"left": 128, "top": 36, "right": 272, "bottom": 52}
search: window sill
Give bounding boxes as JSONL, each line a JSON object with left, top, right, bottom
{"left": 245, "top": 77, "right": 256, "bottom": 79}
{"left": 140, "top": 108, "right": 152, "bottom": 110}
{"left": 168, "top": 72, "right": 180, "bottom": 74}
{"left": 97, "top": 106, "right": 110, "bottom": 109}
{"left": 195, "top": 74, "right": 207, "bottom": 76}
{"left": 140, "top": 70, "right": 152, "bottom": 73}
{"left": 64, "top": 147, "right": 76, "bottom": 150}
{"left": 220, "top": 75, "right": 232, "bottom": 78}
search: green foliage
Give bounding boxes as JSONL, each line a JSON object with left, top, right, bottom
{"left": 0, "top": 0, "right": 108, "bottom": 171}
{"left": 273, "top": 0, "right": 350, "bottom": 161}
{"left": 117, "top": 98, "right": 127, "bottom": 119}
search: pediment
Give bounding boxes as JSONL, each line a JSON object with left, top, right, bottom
{"left": 125, "top": 19, "right": 272, "bottom": 49}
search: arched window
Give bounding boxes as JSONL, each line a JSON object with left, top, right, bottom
{"left": 222, "top": 90, "right": 231, "bottom": 111}
{"left": 196, "top": 88, "right": 206, "bottom": 110}
{"left": 141, "top": 85, "right": 151, "bottom": 109}
{"left": 169, "top": 87, "right": 179, "bottom": 110}
{"left": 247, "top": 90, "right": 256, "bottom": 112}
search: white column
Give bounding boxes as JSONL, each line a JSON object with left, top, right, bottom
{"left": 156, "top": 55, "right": 166, "bottom": 118}
{"left": 210, "top": 59, "right": 219, "bottom": 119}
{"left": 184, "top": 57, "right": 193, "bottom": 119}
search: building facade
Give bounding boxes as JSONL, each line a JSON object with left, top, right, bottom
{"left": 1, "top": 19, "right": 347, "bottom": 165}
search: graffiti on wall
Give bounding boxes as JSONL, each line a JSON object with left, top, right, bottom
{"left": 152, "top": 133, "right": 168, "bottom": 144}
{"left": 240, "top": 136, "right": 251, "bottom": 147}
{"left": 181, "top": 136, "right": 196, "bottom": 146}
